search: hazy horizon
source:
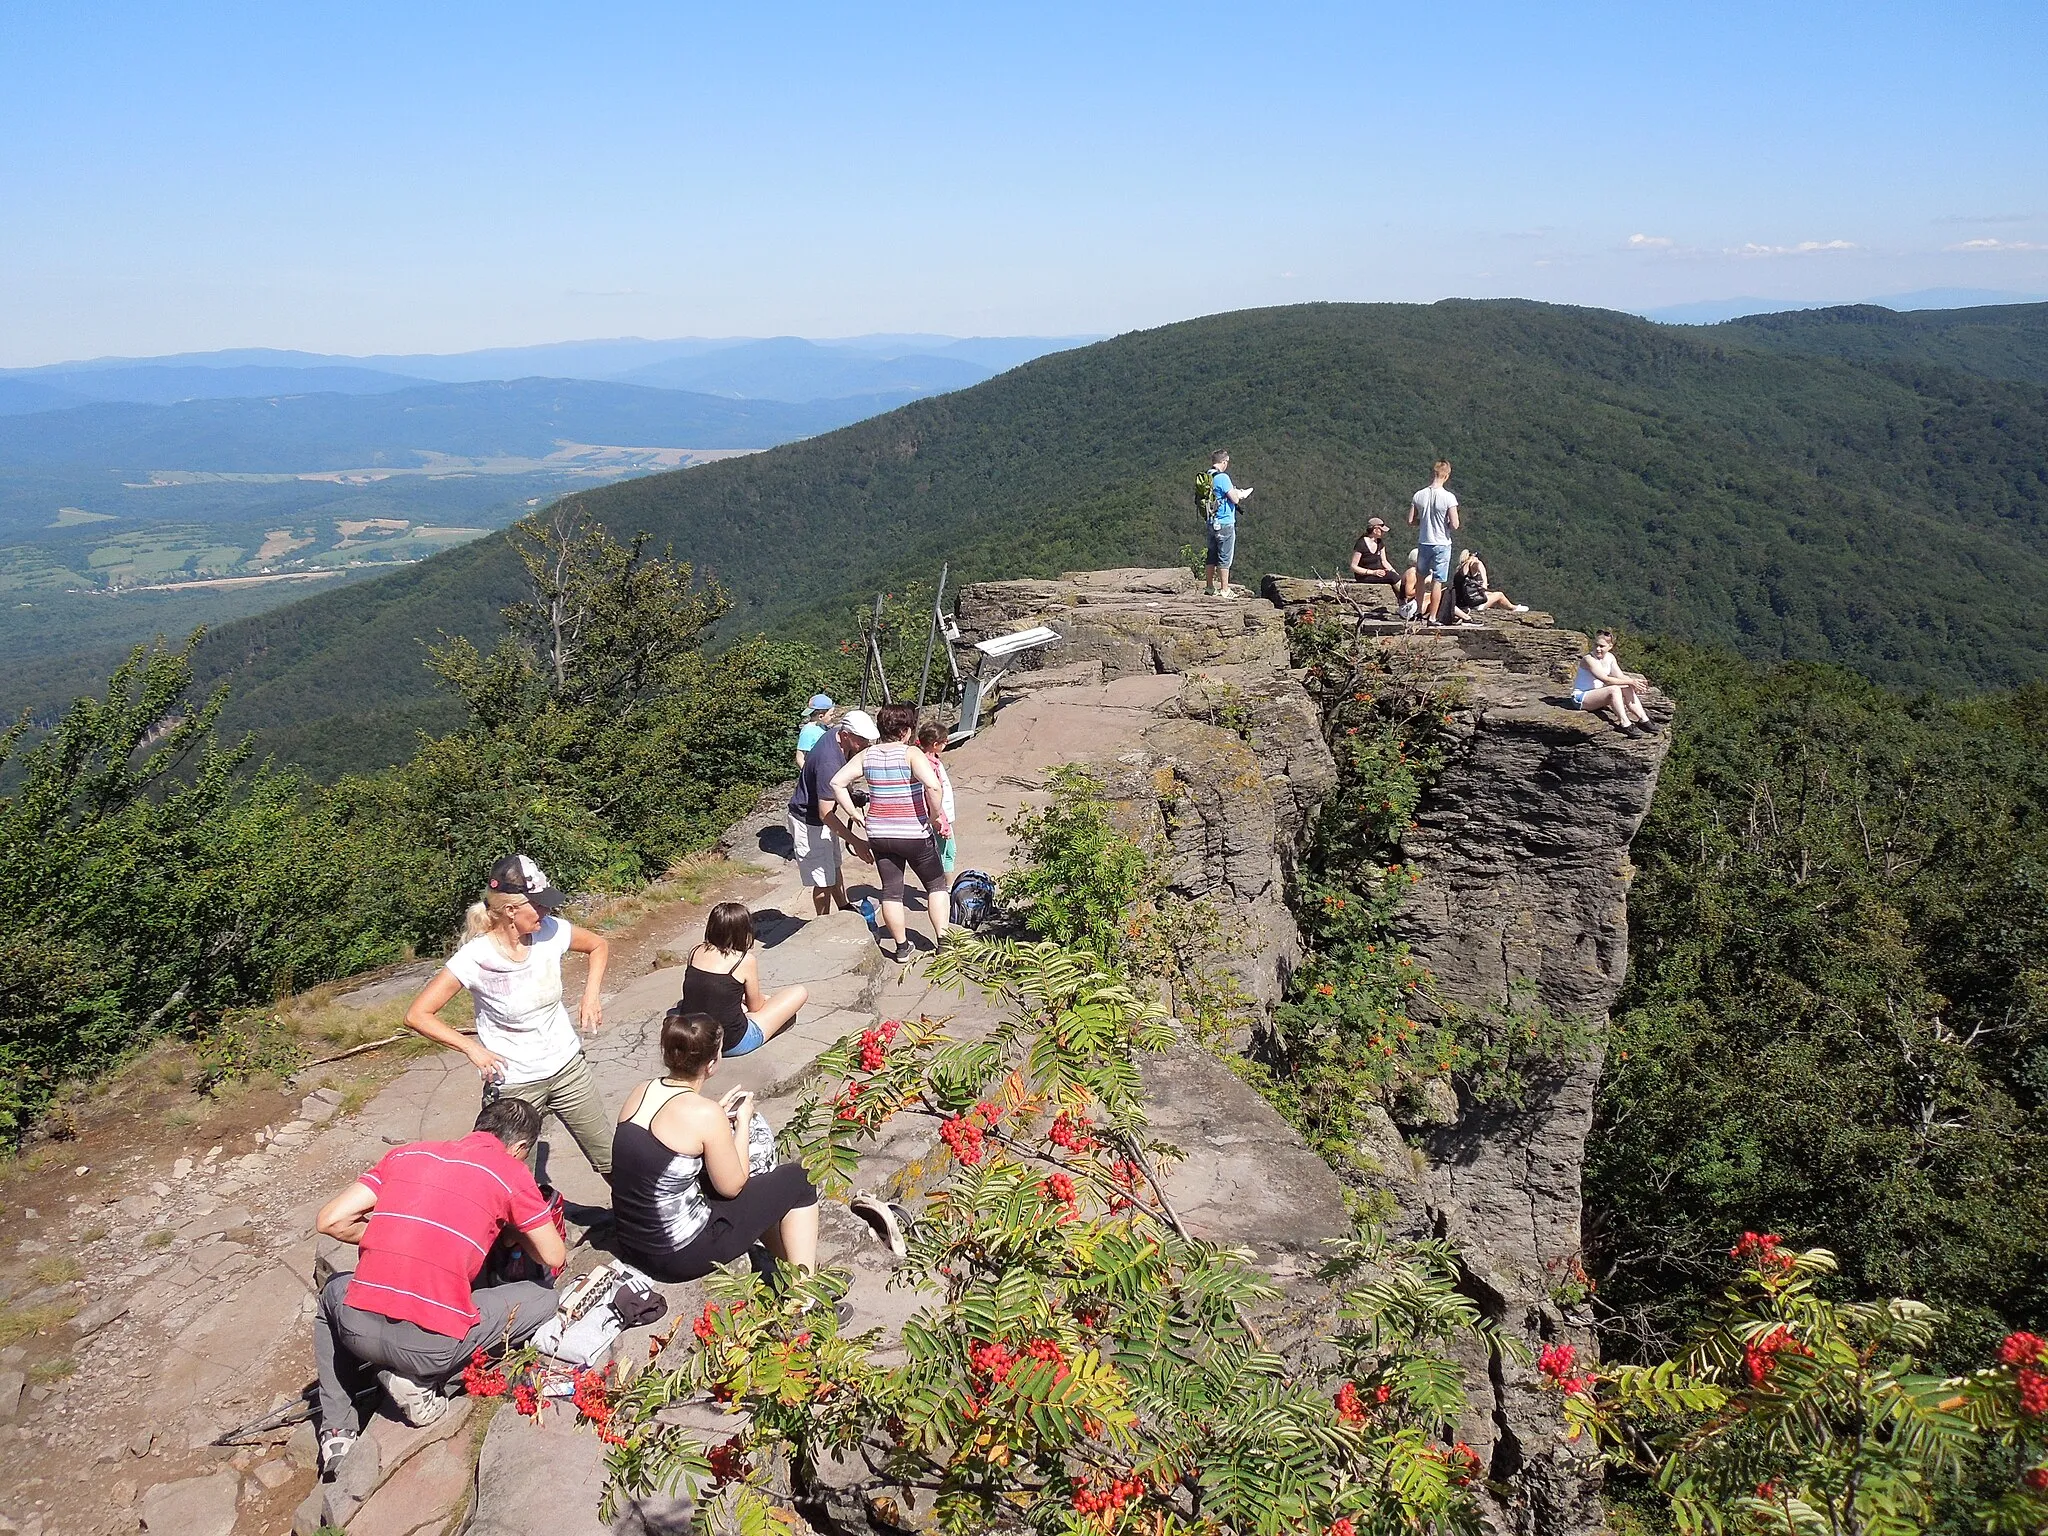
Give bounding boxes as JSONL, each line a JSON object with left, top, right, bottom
{"left": 3, "top": 1, "right": 2042, "bottom": 367}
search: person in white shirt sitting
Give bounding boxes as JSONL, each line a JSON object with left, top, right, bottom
{"left": 1573, "top": 630, "right": 1661, "bottom": 737}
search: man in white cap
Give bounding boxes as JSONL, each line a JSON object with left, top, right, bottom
{"left": 787, "top": 708, "right": 879, "bottom": 916}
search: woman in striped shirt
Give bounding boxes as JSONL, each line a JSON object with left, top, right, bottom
{"left": 831, "top": 701, "right": 951, "bottom": 961}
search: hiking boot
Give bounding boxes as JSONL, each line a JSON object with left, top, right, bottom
{"left": 318, "top": 1429, "right": 357, "bottom": 1478}
{"left": 377, "top": 1369, "right": 450, "bottom": 1426}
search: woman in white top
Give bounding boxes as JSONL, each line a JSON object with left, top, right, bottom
{"left": 403, "top": 855, "right": 616, "bottom": 1180}
{"left": 1573, "top": 629, "right": 1659, "bottom": 738}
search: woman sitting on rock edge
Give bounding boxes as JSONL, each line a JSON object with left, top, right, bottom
{"left": 679, "top": 901, "right": 807, "bottom": 1059}
{"left": 1574, "top": 628, "right": 1661, "bottom": 737}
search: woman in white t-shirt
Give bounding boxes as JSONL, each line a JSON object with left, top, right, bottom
{"left": 403, "top": 855, "right": 616, "bottom": 1182}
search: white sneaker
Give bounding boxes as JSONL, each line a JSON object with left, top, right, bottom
{"left": 1216, "top": 587, "right": 1239, "bottom": 600}
{"left": 1511, "top": 604, "right": 1529, "bottom": 613}
{"left": 377, "top": 1368, "right": 450, "bottom": 1426}
{"left": 318, "top": 1428, "right": 357, "bottom": 1477}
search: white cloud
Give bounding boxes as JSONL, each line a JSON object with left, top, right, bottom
{"left": 1949, "top": 238, "right": 2046, "bottom": 252}
{"left": 1627, "top": 233, "right": 1674, "bottom": 248}
{"left": 1728, "top": 239, "right": 1859, "bottom": 257}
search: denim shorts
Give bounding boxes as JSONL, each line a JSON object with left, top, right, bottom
{"left": 1206, "top": 521, "right": 1237, "bottom": 568}
{"left": 725, "top": 1016, "right": 767, "bottom": 1056}
{"left": 1418, "top": 542, "right": 1451, "bottom": 583}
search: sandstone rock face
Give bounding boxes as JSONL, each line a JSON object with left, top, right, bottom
{"left": 954, "top": 568, "right": 1335, "bottom": 1015}
{"left": 957, "top": 570, "right": 1673, "bottom": 1536}
{"left": 954, "top": 566, "right": 1289, "bottom": 680}
{"left": 1267, "top": 576, "right": 1671, "bottom": 1536}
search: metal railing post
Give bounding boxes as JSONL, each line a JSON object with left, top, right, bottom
{"left": 916, "top": 561, "right": 949, "bottom": 707}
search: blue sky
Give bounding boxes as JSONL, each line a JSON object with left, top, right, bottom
{"left": 3, "top": 0, "right": 2043, "bottom": 364}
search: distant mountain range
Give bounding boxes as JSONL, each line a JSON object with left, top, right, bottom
{"left": 1640, "top": 287, "right": 2047, "bottom": 326}
{"left": 0, "top": 333, "right": 1097, "bottom": 415}
{"left": 0, "top": 378, "right": 925, "bottom": 474}
{"left": 5, "top": 296, "right": 2025, "bottom": 782}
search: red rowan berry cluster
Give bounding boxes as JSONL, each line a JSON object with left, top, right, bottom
{"left": 1445, "top": 1442, "right": 1483, "bottom": 1484}
{"left": 512, "top": 1381, "right": 540, "bottom": 1418}
{"left": 1023, "top": 1336, "right": 1071, "bottom": 1384}
{"left": 2002, "top": 1332, "right": 2048, "bottom": 1416}
{"left": 1048, "top": 1111, "right": 1097, "bottom": 1153}
{"left": 692, "top": 1301, "right": 722, "bottom": 1344}
{"left": 857, "top": 1019, "right": 902, "bottom": 1072}
{"left": 1537, "top": 1343, "right": 1593, "bottom": 1396}
{"left": 1072, "top": 1472, "right": 1147, "bottom": 1516}
{"left": 571, "top": 1364, "right": 612, "bottom": 1423}
{"left": 461, "top": 1348, "right": 508, "bottom": 1399}
{"left": 2000, "top": 1331, "right": 2046, "bottom": 1366}
{"left": 1743, "top": 1325, "right": 1809, "bottom": 1388}
{"left": 2023, "top": 1466, "right": 2048, "bottom": 1492}
{"left": 1042, "top": 1171, "right": 1079, "bottom": 1215}
{"left": 941, "top": 1115, "right": 985, "bottom": 1164}
{"left": 1729, "top": 1231, "right": 1796, "bottom": 1277}
{"left": 941, "top": 1101, "right": 1003, "bottom": 1164}
{"left": 834, "top": 1079, "right": 865, "bottom": 1121}
{"left": 1328, "top": 1519, "right": 1357, "bottom": 1536}
{"left": 1333, "top": 1381, "right": 1369, "bottom": 1424}
{"left": 969, "top": 1340, "right": 1017, "bottom": 1383}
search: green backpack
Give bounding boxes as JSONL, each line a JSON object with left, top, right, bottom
{"left": 1195, "top": 468, "right": 1219, "bottom": 524}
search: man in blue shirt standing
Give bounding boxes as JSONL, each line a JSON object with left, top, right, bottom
{"left": 1407, "top": 458, "right": 1461, "bottom": 626}
{"left": 1206, "top": 449, "right": 1254, "bottom": 599}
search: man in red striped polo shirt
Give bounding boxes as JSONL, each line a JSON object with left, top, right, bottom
{"left": 311, "top": 1098, "right": 567, "bottom": 1474}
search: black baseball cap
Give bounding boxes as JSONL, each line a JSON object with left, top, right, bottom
{"left": 488, "top": 853, "right": 566, "bottom": 913}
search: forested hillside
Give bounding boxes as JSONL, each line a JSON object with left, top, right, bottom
{"left": 19, "top": 299, "right": 2048, "bottom": 778}
{"left": 1711, "top": 300, "right": 2048, "bottom": 384}
{"left": 1591, "top": 647, "right": 2048, "bottom": 1360}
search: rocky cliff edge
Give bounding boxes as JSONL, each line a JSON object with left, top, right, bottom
{"left": 953, "top": 567, "right": 1673, "bottom": 1535}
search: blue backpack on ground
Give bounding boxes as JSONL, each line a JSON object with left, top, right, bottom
{"left": 949, "top": 869, "right": 998, "bottom": 931}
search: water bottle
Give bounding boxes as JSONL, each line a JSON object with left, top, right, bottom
{"left": 859, "top": 897, "right": 878, "bottom": 925}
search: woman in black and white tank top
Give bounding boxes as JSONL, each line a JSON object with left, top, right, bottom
{"left": 610, "top": 1009, "right": 819, "bottom": 1283}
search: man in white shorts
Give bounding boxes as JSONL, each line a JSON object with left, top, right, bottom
{"left": 787, "top": 708, "right": 878, "bottom": 914}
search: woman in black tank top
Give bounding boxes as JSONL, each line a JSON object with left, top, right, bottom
{"left": 678, "top": 903, "right": 808, "bottom": 1057}
{"left": 610, "top": 1009, "right": 818, "bottom": 1283}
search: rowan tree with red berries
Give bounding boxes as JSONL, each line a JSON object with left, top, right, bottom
{"left": 1541, "top": 1239, "right": 2048, "bottom": 1534}
{"left": 583, "top": 935, "right": 1513, "bottom": 1536}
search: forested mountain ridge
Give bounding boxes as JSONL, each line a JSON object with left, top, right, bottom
{"left": 18, "top": 298, "right": 2048, "bottom": 778}
{"left": 1710, "top": 300, "right": 2048, "bottom": 384}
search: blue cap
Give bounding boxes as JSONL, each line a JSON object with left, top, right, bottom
{"left": 804, "top": 693, "right": 833, "bottom": 717}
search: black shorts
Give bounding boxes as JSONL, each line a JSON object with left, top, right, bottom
{"left": 870, "top": 834, "right": 945, "bottom": 903}
{"left": 620, "top": 1163, "right": 819, "bottom": 1283}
